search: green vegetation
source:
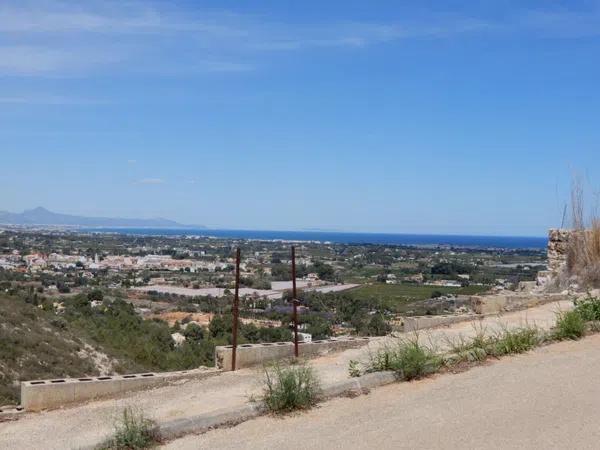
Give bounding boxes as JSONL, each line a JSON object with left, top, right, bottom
{"left": 361, "top": 307, "right": 599, "bottom": 382}
{"left": 64, "top": 296, "right": 214, "bottom": 373}
{"left": 0, "top": 289, "right": 295, "bottom": 404}
{"left": 100, "top": 407, "right": 158, "bottom": 450}
{"left": 446, "top": 325, "right": 541, "bottom": 365}
{"left": 490, "top": 326, "right": 541, "bottom": 355}
{"left": 0, "top": 292, "right": 98, "bottom": 405}
{"left": 367, "top": 339, "right": 442, "bottom": 381}
{"left": 263, "top": 363, "right": 321, "bottom": 413}
{"left": 553, "top": 310, "right": 585, "bottom": 340}
{"left": 64, "top": 296, "right": 292, "bottom": 374}
{"left": 347, "top": 283, "right": 489, "bottom": 312}
{"left": 348, "top": 360, "right": 361, "bottom": 378}
{"left": 573, "top": 296, "right": 600, "bottom": 321}
{"left": 444, "top": 327, "right": 488, "bottom": 364}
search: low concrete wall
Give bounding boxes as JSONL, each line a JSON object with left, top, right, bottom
{"left": 21, "top": 367, "right": 219, "bottom": 412}
{"left": 471, "top": 293, "right": 569, "bottom": 315}
{"left": 215, "top": 337, "right": 372, "bottom": 371}
{"left": 402, "top": 314, "right": 480, "bottom": 332}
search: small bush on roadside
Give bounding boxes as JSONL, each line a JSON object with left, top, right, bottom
{"left": 263, "top": 363, "right": 321, "bottom": 413}
{"left": 553, "top": 311, "right": 586, "bottom": 340}
{"left": 100, "top": 407, "right": 158, "bottom": 450}
{"left": 348, "top": 360, "right": 362, "bottom": 378}
{"left": 574, "top": 296, "right": 600, "bottom": 322}
{"left": 490, "top": 326, "right": 541, "bottom": 356}
{"left": 445, "top": 326, "right": 491, "bottom": 364}
{"left": 368, "top": 339, "right": 442, "bottom": 381}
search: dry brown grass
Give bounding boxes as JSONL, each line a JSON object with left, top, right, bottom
{"left": 566, "top": 177, "right": 600, "bottom": 287}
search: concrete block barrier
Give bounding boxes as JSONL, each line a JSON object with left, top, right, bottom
{"left": 215, "top": 337, "right": 372, "bottom": 371}
{"left": 402, "top": 314, "right": 480, "bottom": 332}
{"left": 21, "top": 367, "right": 220, "bottom": 412}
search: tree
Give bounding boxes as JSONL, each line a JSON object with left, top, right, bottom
{"left": 183, "top": 323, "right": 204, "bottom": 342}
{"left": 87, "top": 289, "right": 104, "bottom": 302}
{"left": 312, "top": 261, "right": 335, "bottom": 281}
{"left": 209, "top": 314, "right": 233, "bottom": 339}
{"left": 365, "top": 313, "right": 391, "bottom": 336}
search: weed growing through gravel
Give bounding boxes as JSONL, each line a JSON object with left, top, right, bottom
{"left": 348, "top": 360, "right": 362, "bottom": 378}
{"left": 490, "top": 326, "right": 542, "bottom": 356}
{"left": 263, "top": 362, "right": 321, "bottom": 413}
{"left": 100, "top": 407, "right": 158, "bottom": 450}
{"left": 553, "top": 310, "right": 586, "bottom": 340}
{"left": 367, "top": 338, "right": 442, "bottom": 381}
{"left": 573, "top": 296, "right": 600, "bottom": 321}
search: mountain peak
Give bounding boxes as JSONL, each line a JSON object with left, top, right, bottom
{"left": 0, "top": 207, "right": 200, "bottom": 228}
{"left": 26, "top": 206, "right": 51, "bottom": 213}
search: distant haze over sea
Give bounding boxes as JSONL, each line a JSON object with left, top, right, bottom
{"left": 83, "top": 228, "right": 547, "bottom": 250}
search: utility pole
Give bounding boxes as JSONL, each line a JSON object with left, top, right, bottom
{"left": 231, "top": 247, "right": 241, "bottom": 371}
{"left": 291, "top": 246, "right": 299, "bottom": 357}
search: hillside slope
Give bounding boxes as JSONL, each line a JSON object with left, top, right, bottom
{"left": 0, "top": 294, "right": 113, "bottom": 405}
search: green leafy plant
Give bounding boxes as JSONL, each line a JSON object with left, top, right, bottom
{"left": 445, "top": 326, "right": 491, "bottom": 364}
{"left": 348, "top": 360, "right": 362, "bottom": 378}
{"left": 263, "top": 363, "right": 321, "bottom": 413}
{"left": 574, "top": 296, "right": 600, "bottom": 321}
{"left": 490, "top": 326, "right": 541, "bottom": 356}
{"left": 553, "top": 310, "right": 586, "bottom": 340}
{"left": 368, "top": 338, "right": 442, "bottom": 381}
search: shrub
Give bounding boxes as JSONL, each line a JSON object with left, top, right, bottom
{"left": 100, "top": 407, "right": 158, "bottom": 450}
{"left": 263, "top": 363, "right": 321, "bottom": 413}
{"left": 368, "top": 339, "right": 442, "bottom": 381}
{"left": 445, "top": 329, "right": 490, "bottom": 364}
{"left": 445, "top": 325, "right": 540, "bottom": 364}
{"left": 348, "top": 360, "right": 361, "bottom": 378}
{"left": 554, "top": 310, "right": 585, "bottom": 340}
{"left": 574, "top": 296, "right": 600, "bottom": 321}
{"left": 490, "top": 326, "right": 541, "bottom": 356}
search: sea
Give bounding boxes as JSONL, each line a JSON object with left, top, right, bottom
{"left": 82, "top": 228, "right": 547, "bottom": 250}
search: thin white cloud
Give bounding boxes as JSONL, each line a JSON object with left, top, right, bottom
{"left": 0, "top": 45, "right": 124, "bottom": 76}
{"left": 0, "top": 2, "right": 495, "bottom": 77}
{"left": 127, "top": 159, "right": 137, "bottom": 165}
{"left": 0, "top": 2, "right": 598, "bottom": 77}
{"left": 0, "top": 93, "right": 87, "bottom": 104}
{"left": 135, "top": 178, "right": 165, "bottom": 185}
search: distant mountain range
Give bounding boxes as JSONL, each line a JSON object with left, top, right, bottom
{"left": 0, "top": 207, "right": 198, "bottom": 228}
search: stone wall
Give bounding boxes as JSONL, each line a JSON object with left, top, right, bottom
{"left": 547, "top": 228, "right": 571, "bottom": 273}
{"left": 215, "top": 337, "right": 371, "bottom": 371}
{"left": 537, "top": 228, "right": 571, "bottom": 289}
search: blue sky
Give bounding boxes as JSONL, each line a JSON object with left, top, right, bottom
{"left": 1, "top": 0, "right": 600, "bottom": 236}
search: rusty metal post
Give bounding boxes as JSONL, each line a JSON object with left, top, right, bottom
{"left": 291, "top": 246, "right": 299, "bottom": 357}
{"left": 231, "top": 247, "right": 241, "bottom": 371}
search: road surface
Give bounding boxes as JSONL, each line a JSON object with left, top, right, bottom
{"left": 165, "top": 333, "right": 600, "bottom": 450}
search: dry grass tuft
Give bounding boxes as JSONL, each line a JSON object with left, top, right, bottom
{"left": 565, "top": 177, "right": 600, "bottom": 287}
